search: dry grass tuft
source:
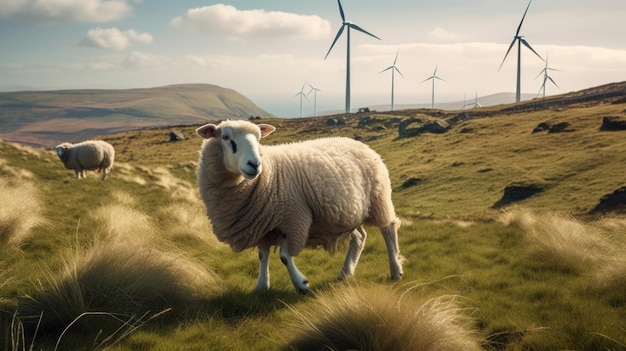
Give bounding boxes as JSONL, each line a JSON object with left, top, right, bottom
{"left": 0, "top": 177, "right": 45, "bottom": 247}
{"left": 91, "top": 203, "right": 154, "bottom": 241}
{"left": 158, "top": 201, "right": 217, "bottom": 245}
{"left": 20, "top": 236, "right": 217, "bottom": 330}
{"left": 498, "top": 206, "right": 609, "bottom": 273}
{"left": 284, "top": 284, "right": 481, "bottom": 351}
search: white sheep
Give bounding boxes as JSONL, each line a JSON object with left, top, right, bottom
{"left": 195, "top": 120, "right": 403, "bottom": 294}
{"left": 55, "top": 140, "right": 115, "bottom": 180}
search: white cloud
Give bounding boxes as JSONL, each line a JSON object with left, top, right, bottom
{"left": 0, "top": 0, "right": 132, "bottom": 22}
{"left": 80, "top": 27, "right": 153, "bottom": 51}
{"left": 170, "top": 4, "right": 331, "bottom": 40}
{"left": 427, "top": 27, "right": 466, "bottom": 42}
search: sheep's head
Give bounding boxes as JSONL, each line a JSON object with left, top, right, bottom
{"left": 55, "top": 142, "right": 72, "bottom": 159}
{"left": 196, "top": 120, "right": 276, "bottom": 179}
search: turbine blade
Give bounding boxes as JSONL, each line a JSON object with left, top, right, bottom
{"left": 535, "top": 67, "right": 547, "bottom": 79}
{"left": 395, "top": 67, "right": 405, "bottom": 78}
{"left": 548, "top": 76, "right": 559, "bottom": 88}
{"left": 337, "top": 0, "right": 345, "bottom": 22}
{"left": 324, "top": 25, "right": 345, "bottom": 59}
{"left": 421, "top": 76, "right": 433, "bottom": 83}
{"left": 516, "top": 0, "right": 532, "bottom": 37}
{"left": 520, "top": 38, "right": 544, "bottom": 61}
{"left": 379, "top": 66, "right": 393, "bottom": 74}
{"left": 433, "top": 64, "right": 438, "bottom": 75}
{"left": 393, "top": 51, "right": 399, "bottom": 65}
{"left": 434, "top": 76, "right": 446, "bottom": 82}
{"left": 498, "top": 39, "right": 517, "bottom": 71}
{"left": 349, "top": 23, "right": 381, "bottom": 40}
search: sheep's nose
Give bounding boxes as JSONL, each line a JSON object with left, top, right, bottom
{"left": 247, "top": 160, "right": 260, "bottom": 170}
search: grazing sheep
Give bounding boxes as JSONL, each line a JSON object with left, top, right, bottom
{"left": 55, "top": 140, "right": 115, "bottom": 180}
{"left": 196, "top": 120, "right": 403, "bottom": 294}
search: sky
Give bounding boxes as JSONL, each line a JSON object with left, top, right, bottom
{"left": 1, "top": 0, "right": 625, "bottom": 118}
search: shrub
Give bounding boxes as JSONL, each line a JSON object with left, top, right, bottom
{"left": 284, "top": 284, "right": 481, "bottom": 351}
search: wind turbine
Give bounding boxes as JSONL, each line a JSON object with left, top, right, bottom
{"left": 463, "top": 91, "right": 482, "bottom": 109}
{"left": 379, "top": 51, "right": 404, "bottom": 111}
{"left": 325, "top": 0, "right": 380, "bottom": 114}
{"left": 422, "top": 64, "right": 445, "bottom": 109}
{"left": 498, "top": 0, "right": 544, "bottom": 103}
{"left": 294, "top": 83, "right": 308, "bottom": 118}
{"left": 305, "top": 81, "right": 321, "bottom": 117}
{"left": 536, "top": 53, "right": 559, "bottom": 98}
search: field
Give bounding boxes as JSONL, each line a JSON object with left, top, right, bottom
{"left": 1, "top": 85, "right": 625, "bottom": 350}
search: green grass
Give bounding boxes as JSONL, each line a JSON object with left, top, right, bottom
{"left": 1, "top": 94, "right": 626, "bottom": 350}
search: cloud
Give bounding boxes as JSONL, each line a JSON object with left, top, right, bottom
{"left": 170, "top": 4, "right": 331, "bottom": 39}
{"left": 80, "top": 27, "right": 153, "bottom": 51}
{"left": 0, "top": 0, "right": 132, "bottom": 22}
{"left": 427, "top": 27, "right": 466, "bottom": 42}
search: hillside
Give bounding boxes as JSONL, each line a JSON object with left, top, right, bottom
{"left": 0, "top": 84, "right": 273, "bottom": 148}
{"left": 1, "top": 81, "right": 626, "bottom": 350}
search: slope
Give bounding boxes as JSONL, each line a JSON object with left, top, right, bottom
{"left": 0, "top": 84, "right": 274, "bottom": 148}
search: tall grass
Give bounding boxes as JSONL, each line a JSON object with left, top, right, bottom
{"left": 284, "top": 284, "right": 482, "bottom": 351}
{"left": 20, "top": 236, "right": 216, "bottom": 329}
{"left": 0, "top": 177, "right": 45, "bottom": 248}
{"left": 498, "top": 206, "right": 626, "bottom": 304}
{"left": 498, "top": 206, "right": 610, "bottom": 273}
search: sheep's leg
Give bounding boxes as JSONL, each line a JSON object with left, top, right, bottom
{"left": 102, "top": 168, "right": 110, "bottom": 180}
{"left": 279, "top": 238, "right": 309, "bottom": 294}
{"left": 253, "top": 245, "right": 271, "bottom": 292}
{"left": 338, "top": 226, "right": 367, "bottom": 280}
{"left": 381, "top": 218, "right": 404, "bottom": 280}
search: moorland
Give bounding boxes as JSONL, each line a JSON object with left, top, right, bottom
{"left": 1, "top": 81, "right": 625, "bottom": 350}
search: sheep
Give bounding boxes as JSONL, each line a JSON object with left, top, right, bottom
{"left": 195, "top": 119, "right": 403, "bottom": 294}
{"left": 55, "top": 140, "right": 115, "bottom": 180}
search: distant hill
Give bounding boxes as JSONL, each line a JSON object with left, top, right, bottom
{"left": 368, "top": 92, "right": 538, "bottom": 112}
{"left": 0, "top": 84, "right": 274, "bottom": 148}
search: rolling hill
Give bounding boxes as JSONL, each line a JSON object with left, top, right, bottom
{"left": 0, "top": 81, "right": 625, "bottom": 350}
{"left": 0, "top": 84, "right": 274, "bottom": 148}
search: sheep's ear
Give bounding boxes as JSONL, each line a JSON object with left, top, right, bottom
{"left": 55, "top": 147, "right": 65, "bottom": 157}
{"left": 258, "top": 124, "right": 276, "bottom": 138}
{"left": 196, "top": 124, "right": 218, "bottom": 139}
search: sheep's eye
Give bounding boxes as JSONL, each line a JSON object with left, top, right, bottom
{"left": 222, "top": 135, "right": 230, "bottom": 141}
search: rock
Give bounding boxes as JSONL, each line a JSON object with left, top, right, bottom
{"left": 492, "top": 182, "right": 544, "bottom": 208}
{"left": 398, "top": 117, "right": 450, "bottom": 138}
{"left": 169, "top": 131, "right": 184, "bottom": 142}
{"left": 599, "top": 116, "right": 626, "bottom": 131}
{"left": 591, "top": 186, "right": 626, "bottom": 213}
{"left": 532, "top": 122, "right": 550, "bottom": 133}
{"left": 399, "top": 177, "right": 422, "bottom": 189}
{"left": 548, "top": 122, "right": 573, "bottom": 133}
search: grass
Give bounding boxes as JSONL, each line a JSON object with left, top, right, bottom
{"left": 1, "top": 92, "right": 626, "bottom": 350}
{"left": 284, "top": 284, "right": 481, "bottom": 351}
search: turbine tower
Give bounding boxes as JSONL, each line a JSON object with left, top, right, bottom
{"left": 498, "top": 0, "right": 544, "bottom": 103}
{"left": 293, "top": 83, "right": 308, "bottom": 118}
{"left": 305, "top": 81, "right": 321, "bottom": 117}
{"left": 422, "top": 64, "right": 445, "bottom": 109}
{"left": 325, "top": 0, "right": 380, "bottom": 114}
{"left": 536, "top": 53, "right": 559, "bottom": 98}
{"left": 379, "top": 51, "right": 404, "bottom": 111}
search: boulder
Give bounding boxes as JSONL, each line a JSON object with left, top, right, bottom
{"left": 169, "top": 131, "right": 184, "bottom": 142}
{"left": 599, "top": 116, "right": 626, "bottom": 131}
{"left": 492, "top": 182, "right": 544, "bottom": 208}
{"left": 591, "top": 186, "right": 626, "bottom": 213}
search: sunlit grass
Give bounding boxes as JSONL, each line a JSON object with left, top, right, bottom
{"left": 0, "top": 176, "right": 45, "bottom": 248}
{"left": 284, "top": 283, "right": 482, "bottom": 351}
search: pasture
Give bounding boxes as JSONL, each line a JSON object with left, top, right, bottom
{"left": 1, "top": 95, "right": 625, "bottom": 350}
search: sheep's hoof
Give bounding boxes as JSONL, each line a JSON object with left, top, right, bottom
{"left": 295, "top": 280, "right": 309, "bottom": 295}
